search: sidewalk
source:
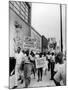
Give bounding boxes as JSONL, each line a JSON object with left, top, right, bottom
{"left": 10, "top": 71, "right": 55, "bottom": 89}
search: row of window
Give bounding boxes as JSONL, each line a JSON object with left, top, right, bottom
{"left": 9, "top": 1, "right": 31, "bottom": 24}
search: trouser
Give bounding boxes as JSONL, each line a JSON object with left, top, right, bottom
{"left": 31, "top": 61, "right": 36, "bottom": 78}
{"left": 15, "top": 64, "right": 21, "bottom": 86}
{"left": 51, "top": 62, "right": 55, "bottom": 79}
{"left": 24, "top": 63, "right": 31, "bottom": 88}
{"left": 9, "top": 57, "right": 16, "bottom": 76}
{"left": 48, "top": 59, "right": 51, "bottom": 71}
{"left": 38, "top": 68, "right": 43, "bottom": 81}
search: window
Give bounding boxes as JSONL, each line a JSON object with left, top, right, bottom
{"left": 9, "top": 1, "right": 31, "bottom": 24}
{"left": 9, "top": 1, "right": 14, "bottom": 9}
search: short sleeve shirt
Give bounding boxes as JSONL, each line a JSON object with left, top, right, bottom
{"left": 29, "top": 55, "right": 35, "bottom": 61}
{"left": 15, "top": 51, "right": 24, "bottom": 65}
{"left": 54, "top": 63, "right": 66, "bottom": 85}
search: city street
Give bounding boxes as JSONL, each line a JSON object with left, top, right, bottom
{"left": 10, "top": 70, "right": 55, "bottom": 89}
{"left": 9, "top": 1, "right": 66, "bottom": 89}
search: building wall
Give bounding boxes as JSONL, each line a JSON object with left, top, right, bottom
{"left": 9, "top": 8, "right": 30, "bottom": 57}
{"left": 31, "top": 28, "right": 42, "bottom": 52}
{"left": 9, "top": 1, "right": 42, "bottom": 56}
{"left": 42, "top": 35, "right": 48, "bottom": 53}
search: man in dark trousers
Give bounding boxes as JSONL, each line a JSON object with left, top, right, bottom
{"left": 50, "top": 52, "right": 55, "bottom": 80}
{"left": 46, "top": 52, "right": 51, "bottom": 71}
{"left": 29, "top": 51, "right": 36, "bottom": 79}
{"left": 37, "top": 53, "right": 43, "bottom": 82}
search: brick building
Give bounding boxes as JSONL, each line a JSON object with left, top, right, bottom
{"left": 31, "top": 27, "right": 42, "bottom": 53}
{"left": 42, "top": 35, "right": 48, "bottom": 53}
{"left": 9, "top": 1, "right": 41, "bottom": 57}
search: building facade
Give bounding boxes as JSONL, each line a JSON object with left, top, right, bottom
{"left": 9, "top": 1, "right": 32, "bottom": 57}
{"left": 42, "top": 35, "right": 48, "bottom": 53}
{"left": 9, "top": 1, "right": 41, "bottom": 57}
{"left": 31, "top": 27, "right": 42, "bottom": 53}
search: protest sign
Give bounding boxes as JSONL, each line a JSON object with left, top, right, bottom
{"left": 35, "top": 58, "right": 45, "bottom": 68}
{"left": 23, "top": 37, "right": 36, "bottom": 49}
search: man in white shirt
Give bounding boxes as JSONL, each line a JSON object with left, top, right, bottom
{"left": 53, "top": 52, "right": 66, "bottom": 86}
{"left": 46, "top": 52, "right": 51, "bottom": 71}
{"left": 54, "top": 63, "right": 66, "bottom": 85}
{"left": 12, "top": 47, "right": 25, "bottom": 89}
{"left": 23, "top": 50, "right": 32, "bottom": 88}
{"left": 43, "top": 53, "right": 48, "bottom": 75}
{"left": 37, "top": 53, "right": 43, "bottom": 82}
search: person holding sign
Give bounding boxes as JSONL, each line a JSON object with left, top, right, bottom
{"left": 29, "top": 51, "right": 36, "bottom": 79}
{"left": 43, "top": 53, "right": 48, "bottom": 75}
{"left": 37, "top": 53, "right": 43, "bottom": 82}
{"left": 46, "top": 52, "right": 51, "bottom": 71}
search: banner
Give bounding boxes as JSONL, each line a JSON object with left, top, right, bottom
{"left": 23, "top": 37, "right": 36, "bottom": 49}
{"left": 35, "top": 58, "right": 45, "bottom": 68}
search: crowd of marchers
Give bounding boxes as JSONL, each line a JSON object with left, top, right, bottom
{"left": 9, "top": 47, "right": 66, "bottom": 89}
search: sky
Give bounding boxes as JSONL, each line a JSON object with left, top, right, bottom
{"left": 31, "top": 3, "right": 66, "bottom": 52}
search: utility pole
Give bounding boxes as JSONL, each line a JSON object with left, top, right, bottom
{"left": 60, "top": 4, "right": 63, "bottom": 52}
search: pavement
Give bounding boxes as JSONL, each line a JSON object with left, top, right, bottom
{"left": 10, "top": 70, "right": 56, "bottom": 89}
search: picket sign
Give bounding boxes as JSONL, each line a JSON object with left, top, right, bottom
{"left": 23, "top": 36, "right": 42, "bottom": 54}
{"left": 23, "top": 36, "right": 36, "bottom": 49}
{"left": 35, "top": 58, "right": 46, "bottom": 68}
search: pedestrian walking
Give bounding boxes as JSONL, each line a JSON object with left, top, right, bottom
{"left": 37, "top": 53, "right": 43, "bottom": 82}
{"left": 24, "top": 50, "right": 32, "bottom": 88}
{"left": 29, "top": 51, "right": 36, "bottom": 79}
{"left": 53, "top": 52, "right": 66, "bottom": 86}
{"left": 18, "top": 50, "right": 26, "bottom": 83}
{"left": 12, "top": 47, "right": 24, "bottom": 89}
{"left": 43, "top": 53, "right": 48, "bottom": 75}
{"left": 46, "top": 52, "right": 51, "bottom": 71}
{"left": 50, "top": 52, "right": 55, "bottom": 80}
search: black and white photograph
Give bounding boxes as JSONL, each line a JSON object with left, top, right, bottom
{"left": 9, "top": 1, "right": 66, "bottom": 89}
